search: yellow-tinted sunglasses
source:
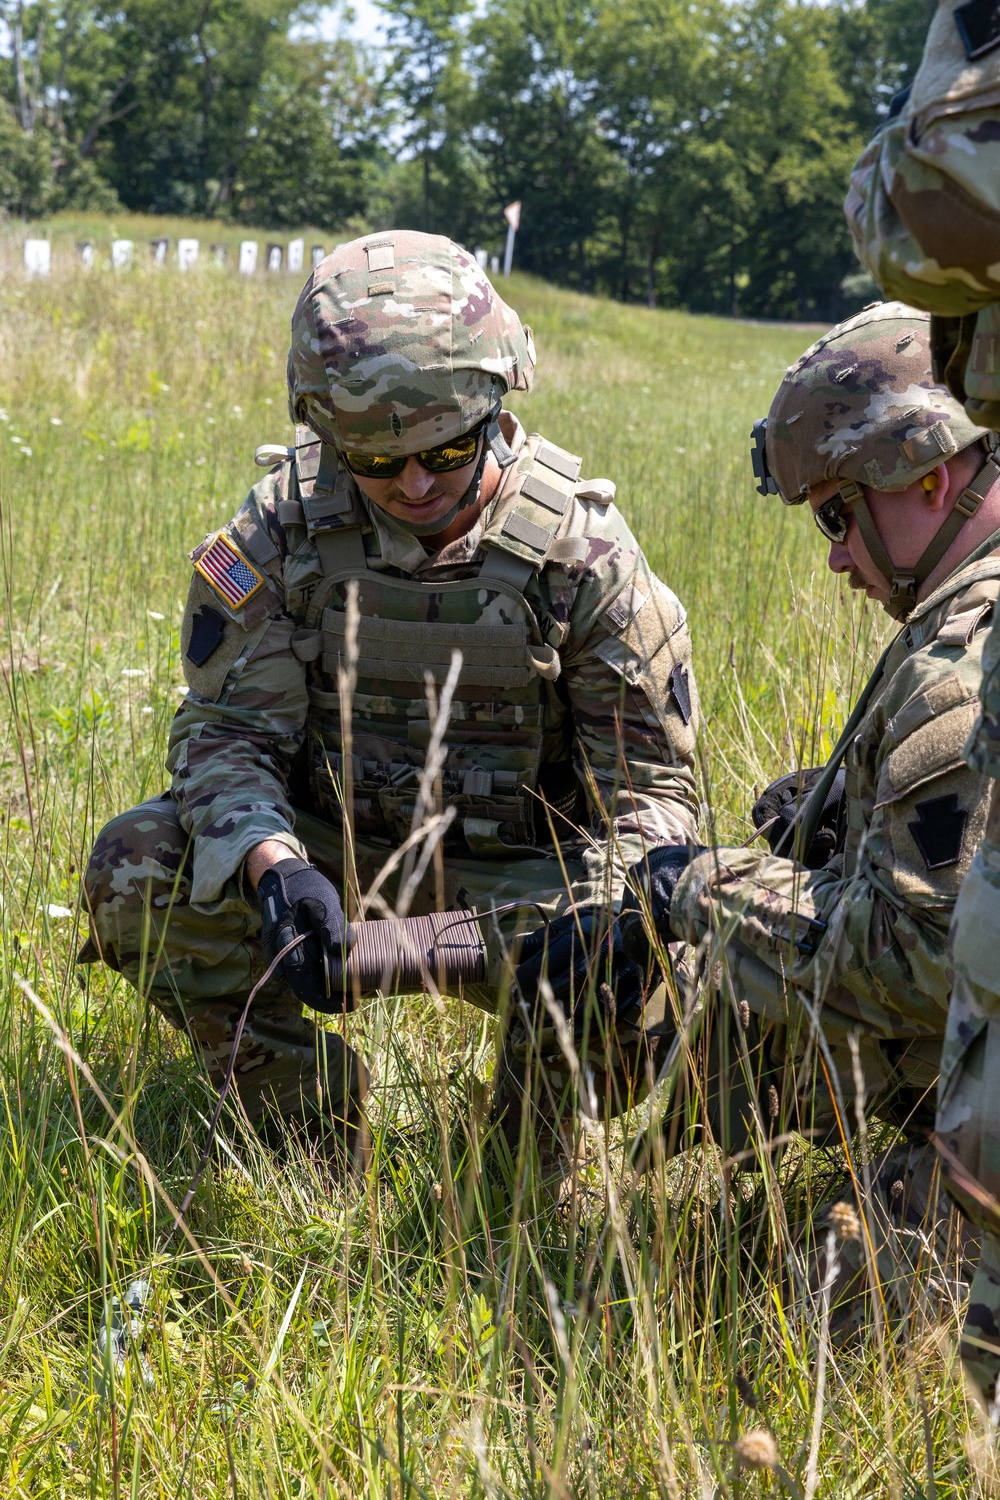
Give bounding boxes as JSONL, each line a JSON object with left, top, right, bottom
{"left": 340, "top": 424, "right": 483, "bottom": 479}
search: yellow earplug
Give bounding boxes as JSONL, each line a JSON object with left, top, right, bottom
{"left": 922, "top": 472, "right": 940, "bottom": 492}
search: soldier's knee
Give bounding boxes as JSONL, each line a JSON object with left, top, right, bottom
{"left": 84, "top": 795, "right": 190, "bottom": 917}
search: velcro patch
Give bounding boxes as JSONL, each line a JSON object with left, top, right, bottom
{"left": 366, "top": 242, "right": 395, "bottom": 272}
{"left": 194, "top": 534, "right": 264, "bottom": 611}
{"left": 187, "top": 605, "right": 226, "bottom": 667}
{"left": 604, "top": 583, "right": 649, "bottom": 631}
{"left": 909, "top": 794, "right": 969, "bottom": 869}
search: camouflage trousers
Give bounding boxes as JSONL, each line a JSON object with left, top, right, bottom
{"left": 936, "top": 841, "right": 1000, "bottom": 1404}
{"left": 705, "top": 937, "right": 943, "bottom": 1152}
{"left": 81, "top": 793, "right": 672, "bottom": 1142}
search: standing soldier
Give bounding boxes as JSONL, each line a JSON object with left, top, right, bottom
{"left": 846, "top": 0, "right": 1000, "bottom": 1406}
{"left": 534, "top": 301, "right": 1000, "bottom": 1319}
{"left": 80, "top": 232, "right": 700, "bottom": 1167}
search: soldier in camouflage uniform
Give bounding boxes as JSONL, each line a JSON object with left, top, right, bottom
{"left": 847, "top": 0, "right": 1000, "bottom": 1405}
{"left": 81, "top": 231, "right": 700, "bottom": 1155}
{"left": 535, "top": 302, "right": 1000, "bottom": 1314}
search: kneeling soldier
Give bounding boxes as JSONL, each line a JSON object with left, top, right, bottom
{"left": 846, "top": 0, "right": 1000, "bottom": 1404}
{"left": 80, "top": 232, "right": 700, "bottom": 1161}
{"left": 535, "top": 300, "right": 1000, "bottom": 1311}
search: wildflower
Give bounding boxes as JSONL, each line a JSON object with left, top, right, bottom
{"left": 121, "top": 669, "right": 145, "bottom": 678}
{"left": 19, "top": 446, "right": 32, "bottom": 456}
{"left": 45, "top": 904, "right": 74, "bottom": 919}
{"left": 147, "top": 611, "right": 165, "bottom": 621}
{"left": 828, "top": 1201, "right": 862, "bottom": 1242}
{"left": 734, "top": 1430, "right": 778, "bottom": 1470}
{"left": 49, "top": 417, "right": 63, "bottom": 426}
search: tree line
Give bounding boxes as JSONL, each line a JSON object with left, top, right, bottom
{"left": 0, "top": 0, "right": 931, "bottom": 318}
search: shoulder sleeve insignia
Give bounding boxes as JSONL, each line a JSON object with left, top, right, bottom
{"left": 908, "top": 794, "right": 969, "bottom": 870}
{"left": 670, "top": 663, "right": 692, "bottom": 725}
{"left": 187, "top": 605, "right": 226, "bottom": 667}
{"left": 194, "top": 533, "right": 264, "bottom": 611}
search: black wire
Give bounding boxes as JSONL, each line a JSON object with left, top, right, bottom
{"left": 426, "top": 898, "right": 554, "bottom": 957}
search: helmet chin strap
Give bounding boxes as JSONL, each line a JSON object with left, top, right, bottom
{"left": 839, "top": 448, "right": 1000, "bottom": 621}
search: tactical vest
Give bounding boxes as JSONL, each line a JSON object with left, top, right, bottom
{"left": 285, "top": 428, "right": 585, "bottom": 859}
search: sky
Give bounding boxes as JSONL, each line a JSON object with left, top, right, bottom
{"left": 314, "top": 1, "right": 388, "bottom": 51}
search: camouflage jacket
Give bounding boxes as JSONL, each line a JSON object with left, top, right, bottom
{"left": 670, "top": 535, "right": 1000, "bottom": 1040}
{"left": 167, "top": 413, "right": 700, "bottom": 907}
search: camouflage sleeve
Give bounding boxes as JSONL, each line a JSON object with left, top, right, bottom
{"left": 846, "top": 114, "right": 1000, "bottom": 317}
{"left": 167, "top": 471, "right": 310, "bottom": 908}
{"left": 540, "top": 494, "right": 701, "bottom": 896}
{"left": 670, "top": 690, "right": 990, "bottom": 1039}
{"left": 967, "top": 609, "right": 1000, "bottom": 780}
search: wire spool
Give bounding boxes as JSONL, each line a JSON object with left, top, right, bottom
{"left": 328, "top": 911, "right": 487, "bottom": 1001}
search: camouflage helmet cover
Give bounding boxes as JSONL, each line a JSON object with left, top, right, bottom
{"left": 287, "top": 231, "right": 535, "bottom": 454}
{"left": 765, "top": 301, "right": 989, "bottom": 504}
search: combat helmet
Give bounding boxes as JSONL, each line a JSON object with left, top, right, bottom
{"left": 287, "top": 231, "right": 535, "bottom": 470}
{"left": 751, "top": 301, "right": 995, "bottom": 619}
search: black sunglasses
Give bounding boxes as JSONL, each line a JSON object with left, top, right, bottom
{"left": 813, "top": 489, "right": 855, "bottom": 544}
{"left": 340, "top": 424, "right": 484, "bottom": 480}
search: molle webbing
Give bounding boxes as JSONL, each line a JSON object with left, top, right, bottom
{"left": 321, "top": 608, "right": 536, "bottom": 687}
{"left": 480, "top": 438, "right": 582, "bottom": 577}
{"left": 299, "top": 432, "right": 586, "bottom": 858}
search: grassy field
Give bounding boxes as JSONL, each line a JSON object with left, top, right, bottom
{"left": 0, "top": 225, "right": 991, "bottom": 1497}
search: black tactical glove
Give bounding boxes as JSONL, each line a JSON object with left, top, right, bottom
{"left": 514, "top": 909, "right": 647, "bottom": 1031}
{"left": 751, "top": 767, "right": 846, "bottom": 870}
{"left": 619, "top": 842, "right": 708, "bottom": 957}
{"left": 257, "top": 858, "right": 353, "bottom": 1011}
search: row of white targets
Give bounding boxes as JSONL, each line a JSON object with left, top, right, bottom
{"left": 21, "top": 237, "right": 329, "bottom": 276}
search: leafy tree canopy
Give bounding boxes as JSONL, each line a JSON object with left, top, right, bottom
{"left": 0, "top": 0, "right": 934, "bottom": 317}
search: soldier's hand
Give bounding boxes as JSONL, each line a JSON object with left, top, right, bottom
{"left": 257, "top": 858, "right": 353, "bottom": 1009}
{"left": 620, "top": 842, "right": 708, "bottom": 950}
{"left": 751, "top": 768, "right": 846, "bottom": 869}
{"left": 514, "top": 909, "right": 647, "bottom": 1029}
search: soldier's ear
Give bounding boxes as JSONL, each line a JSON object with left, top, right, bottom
{"left": 921, "top": 463, "right": 948, "bottom": 511}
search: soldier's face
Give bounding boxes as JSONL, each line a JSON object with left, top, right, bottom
{"left": 809, "top": 472, "right": 950, "bottom": 609}
{"left": 350, "top": 438, "right": 485, "bottom": 535}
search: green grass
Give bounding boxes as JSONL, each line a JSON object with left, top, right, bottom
{"left": 0, "top": 224, "right": 993, "bottom": 1496}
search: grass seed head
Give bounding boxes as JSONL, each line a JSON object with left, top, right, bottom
{"left": 829, "top": 1201, "right": 862, "bottom": 1242}
{"left": 735, "top": 1429, "right": 779, "bottom": 1470}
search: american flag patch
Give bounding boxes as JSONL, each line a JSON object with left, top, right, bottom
{"left": 194, "top": 534, "right": 264, "bottom": 610}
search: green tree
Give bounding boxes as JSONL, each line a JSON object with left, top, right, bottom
{"left": 377, "top": 0, "right": 483, "bottom": 239}
{"left": 232, "top": 35, "right": 384, "bottom": 227}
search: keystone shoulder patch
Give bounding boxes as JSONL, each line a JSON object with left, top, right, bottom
{"left": 908, "top": 794, "right": 969, "bottom": 870}
{"left": 187, "top": 604, "right": 226, "bottom": 667}
{"left": 194, "top": 533, "right": 264, "bottom": 611}
{"left": 670, "top": 663, "right": 692, "bottom": 725}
